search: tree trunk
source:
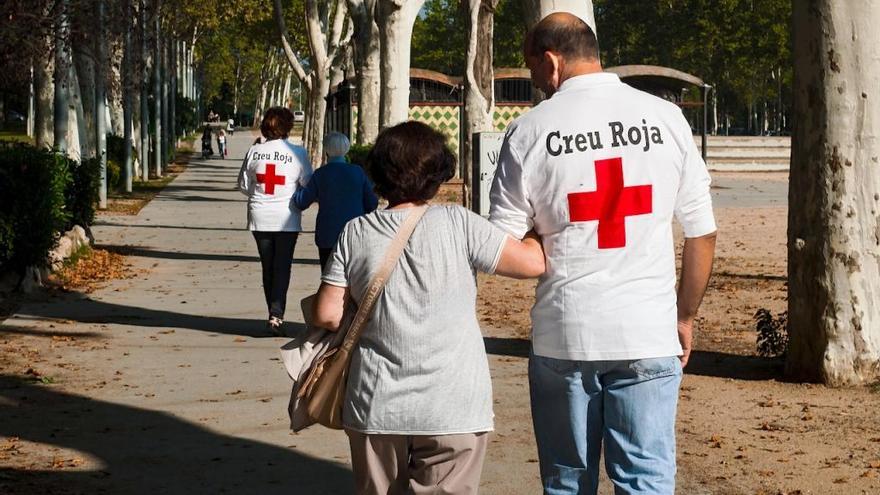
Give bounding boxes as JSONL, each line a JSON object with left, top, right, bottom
{"left": 34, "top": 41, "right": 54, "bottom": 148}
{"left": 377, "top": 0, "right": 424, "bottom": 128}
{"left": 306, "top": 74, "right": 330, "bottom": 162}
{"left": 96, "top": 0, "right": 108, "bottom": 208}
{"left": 461, "top": 0, "right": 498, "bottom": 209}
{"left": 67, "top": 58, "right": 87, "bottom": 162}
{"left": 787, "top": 0, "right": 880, "bottom": 386}
{"left": 348, "top": 0, "right": 380, "bottom": 144}
{"left": 282, "top": 71, "right": 292, "bottom": 108}
{"left": 139, "top": 0, "right": 149, "bottom": 180}
{"left": 73, "top": 45, "right": 96, "bottom": 159}
{"left": 522, "top": 0, "right": 596, "bottom": 34}
{"left": 123, "top": 0, "right": 134, "bottom": 192}
{"left": 53, "top": 0, "right": 70, "bottom": 154}
{"left": 153, "top": 0, "right": 162, "bottom": 177}
{"left": 108, "top": 39, "right": 124, "bottom": 136}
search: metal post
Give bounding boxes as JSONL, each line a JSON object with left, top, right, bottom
{"left": 96, "top": 0, "right": 108, "bottom": 209}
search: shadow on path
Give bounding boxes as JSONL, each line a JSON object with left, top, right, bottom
{"left": 97, "top": 244, "right": 320, "bottom": 266}
{"left": 0, "top": 374, "right": 351, "bottom": 495}
{"left": 483, "top": 337, "right": 784, "bottom": 381}
{"left": 16, "top": 294, "right": 308, "bottom": 338}
{"left": 94, "top": 222, "right": 245, "bottom": 232}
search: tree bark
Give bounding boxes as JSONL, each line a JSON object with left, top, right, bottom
{"left": 53, "top": 0, "right": 70, "bottom": 154}
{"left": 73, "top": 43, "right": 96, "bottom": 160}
{"left": 461, "top": 0, "right": 498, "bottom": 209}
{"left": 123, "top": 0, "right": 134, "bottom": 192}
{"left": 139, "top": 0, "right": 149, "bottom": 180}
{"left": 377, "top": 0, "right": 424, "bottom": 128}
{"left": 787, "top": 0, "right": 880, "bottom": 386}
{"left": 34, "top": 36, "right": 54, "bottom": 148}
{"left": 347, "top": 0, "right": 380, "bottom": 144}
{"left": 153, "top": 0, "right": 162, "bottom": 177}
{"left": 96, "top": 0, "right": 108, "bottom": 208}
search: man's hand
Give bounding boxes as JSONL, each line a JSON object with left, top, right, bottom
{"left": 677, "top": 319, "right": 694, "bottom": 367}
{"left": 677, "top": 231, "right": 716, "bottom": 368}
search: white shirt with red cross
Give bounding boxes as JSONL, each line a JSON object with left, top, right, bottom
{"left": 238, "top": 138, "right": 312, "bottom": 232}
{"left": 489, "top": 72, "right": 716, "bottom": 361}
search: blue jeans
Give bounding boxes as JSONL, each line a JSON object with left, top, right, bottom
{"left": 529, "top": 353, "right": 682, "bottom": 495}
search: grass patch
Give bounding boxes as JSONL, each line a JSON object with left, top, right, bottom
{"left": 0, "top": 129, "right": 32, "bottom": 145}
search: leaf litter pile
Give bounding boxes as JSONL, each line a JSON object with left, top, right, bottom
{"left": 52, "top": 248, "right": 134, "bottom": 293}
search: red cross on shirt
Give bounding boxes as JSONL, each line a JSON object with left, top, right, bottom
{"left": 567, "top": 157, "right": 653, "bottom": 249}
{"left": 256, "top": 163, "right": 286, "bottom": 195}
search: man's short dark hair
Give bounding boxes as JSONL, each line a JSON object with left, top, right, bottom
{"left": 525, "top": 14, "right": 599, "bottom": 62}
{"left": 366, "top": 121, "right": 456, "bottom": 205}
{"left": 260, "top": 107, "right": 294, "bottom": 140}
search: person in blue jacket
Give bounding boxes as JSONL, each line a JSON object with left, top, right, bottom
{"left": 294, "top": 132, "right": 379, "bottom": 269}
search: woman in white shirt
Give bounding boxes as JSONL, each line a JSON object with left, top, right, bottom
{"left": 237, "top": 107, "right": 312, "bottom": 334}
{"left": 314, "top": 121, "right": 545, "bottom": 494}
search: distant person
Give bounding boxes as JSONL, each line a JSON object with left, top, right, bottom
{"left": 217, "top": 129, "right": 227, "bottom": 158}
{"left": 489, "top": 14, "right": 716, "bottom": 493}
{"left": 293, "top": 132, "right": 379, "bottom": 269}
{"left": 313, "top": 121, "right": 545, "bottom": 495}
{"left": 201, "top": 126, "right": 213, "bottom": 159}
{"left": 237, "top": 107, "right": 312, "bottom": 335}
{"left": 227, "top": 117, "right": 235, "bottom": 136}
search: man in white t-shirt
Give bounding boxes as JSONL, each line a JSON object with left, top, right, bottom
{"left": 489, "top": 13, "right": 717, "bottom": 494}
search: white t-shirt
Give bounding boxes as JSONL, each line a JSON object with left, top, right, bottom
{"left": 237, "top": 138, "right": 312, "bottom": 231}
{"left": 489, "top": 72, "right": 716, "bottom": 361}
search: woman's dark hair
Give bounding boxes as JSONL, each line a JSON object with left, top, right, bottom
{"left": 366, "top": 121, "right": 456, "bottom": 205}
{"left": 260, "top": 107, "right": 294, "bottom": 140}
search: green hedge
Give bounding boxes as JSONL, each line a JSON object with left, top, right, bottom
{"left": 346, "top": 143, "right": 372, "bottom": 167}
{"left": 0, "top": 145, "right": 100, "bottom": 273}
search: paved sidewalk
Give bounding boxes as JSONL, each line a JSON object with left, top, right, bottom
{"left": 0, "top": 130, "right": 548, "bottom": 495}
{"left": 1, "top": 131, "right": 354, "bottom": 494}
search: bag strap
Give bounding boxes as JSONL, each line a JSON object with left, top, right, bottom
{"left": 339, "top": 205, "right": 428, "bottom": 353}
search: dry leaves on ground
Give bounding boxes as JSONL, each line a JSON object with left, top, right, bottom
{"left": 53, "top": 248, "right": 134, "bottom": 293}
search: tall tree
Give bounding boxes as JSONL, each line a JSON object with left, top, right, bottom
{"left": 787, "top": 0, "right": 880, "bottom": 385}
{"left": 274, "top": 0, "right": 351, "bottom": 164}
{"left": 96, "top": 0, "right": 109, "bottom": 208}
{"left": 377, "top": 0, "right": 425, "bottom": 128}
{"left": 347, "top": 0, "right": 381, "bottom": 144}
{"left": 461, "top": 0, "right": 498, "bottom": 208}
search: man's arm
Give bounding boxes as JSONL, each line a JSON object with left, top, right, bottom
{"left": 676, "top": 231, "right": 717, "bottom": 367}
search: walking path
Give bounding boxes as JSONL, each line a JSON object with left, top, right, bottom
{"left": 0, "top": 131, "right": 554, "bottom": 494}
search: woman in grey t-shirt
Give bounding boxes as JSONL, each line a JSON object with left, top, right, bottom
{"left": 313, "top": 122, "right": 544, "bottom": 494}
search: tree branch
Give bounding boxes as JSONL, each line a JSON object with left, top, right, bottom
{"left": 272, "top": 0, "right": 312, "bottom": 90}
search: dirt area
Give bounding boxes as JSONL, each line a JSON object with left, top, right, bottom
{"left": 476, "top": 172, "right": 880, "bottom": 494}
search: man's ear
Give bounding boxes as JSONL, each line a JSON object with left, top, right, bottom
{"left": 545, "top": 51, "right": 562, "bottom": 90}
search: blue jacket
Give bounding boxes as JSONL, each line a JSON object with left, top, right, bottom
{"left": 293, "top": 157, "right": 379, "bottom": 248}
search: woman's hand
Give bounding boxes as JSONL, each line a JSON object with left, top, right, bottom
{"left": 494, "top": 230, "right": 546, "bottom": 279}
{"left": 313, "top": 282, "right": 348, "bottom": 331}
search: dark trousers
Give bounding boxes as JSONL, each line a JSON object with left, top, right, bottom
{"left": 318, "top": 247, "right": 333, "bottom": 272}
{"left": 252, "top": 231, "right": 299, "bottom": 319}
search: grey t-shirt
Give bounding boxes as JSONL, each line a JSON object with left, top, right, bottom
{"left": 323, "top": 205, "right": 507, "bottom": 434}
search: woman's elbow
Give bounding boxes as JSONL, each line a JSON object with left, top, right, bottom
{"left": 312, "top": 310, "right": 342, "bottom": 331}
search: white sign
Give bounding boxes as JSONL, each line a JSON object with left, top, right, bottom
{"left": 472, "top": 132, "right": 505, "bottom": 217}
